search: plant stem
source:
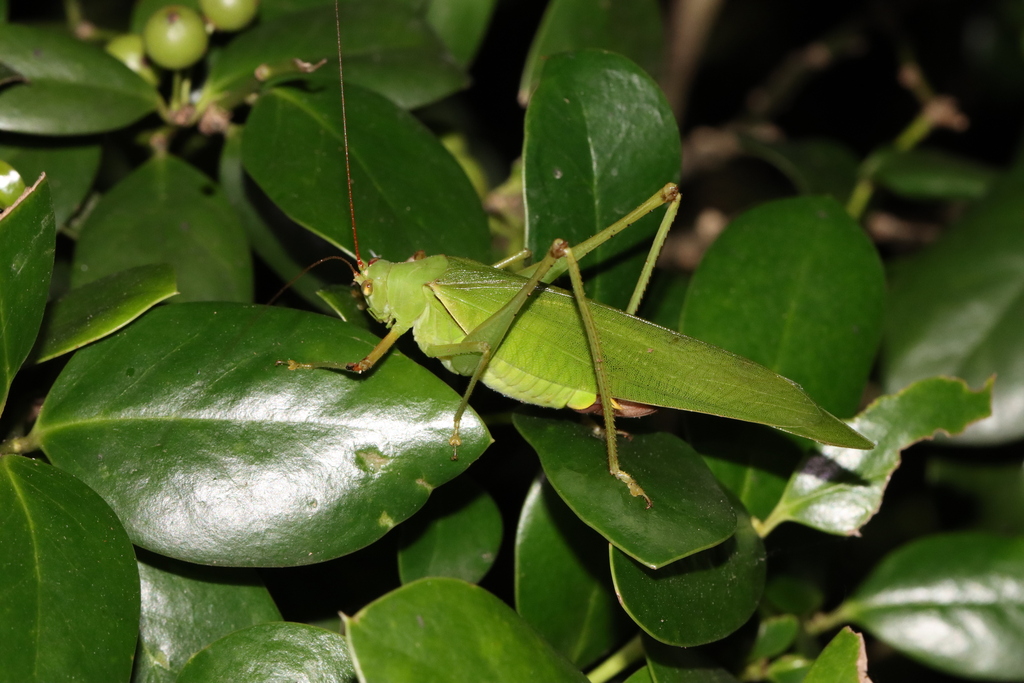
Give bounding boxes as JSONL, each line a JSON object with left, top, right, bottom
{"left": 0, "top": 433, "right": 40, "bottom": 455}
{"left": 587, "top": 634, "right": 644, "bottom": 683}
{"left": 805, "top": 604, "right": 852, "bottom": 636}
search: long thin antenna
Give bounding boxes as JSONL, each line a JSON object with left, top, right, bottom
{"left": 334, "top": 0, "right": 362, "bottom": 268}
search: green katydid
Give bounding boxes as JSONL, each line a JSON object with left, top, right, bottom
{"left": 279, "top": 21, "right": 873, "bottom": 507}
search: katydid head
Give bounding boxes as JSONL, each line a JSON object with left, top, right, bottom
{"left": 354, "top": 255, "right": 449, "bottom": 328}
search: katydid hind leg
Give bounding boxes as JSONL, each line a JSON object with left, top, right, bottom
{"left": 561, "top": 242, "right": 651, "bottom": 508}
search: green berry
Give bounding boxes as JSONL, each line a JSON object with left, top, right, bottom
{"left": 200, "top": 0, "right": 259, "bottom": 31}
{"left": 0, "top": 160, "right": 26, "bottom": 209}
{"left": 105, "top": 34, "right": 160, "bottom": 86}
{"left": 143, "top": 5, "right": 209, "bottom": 71}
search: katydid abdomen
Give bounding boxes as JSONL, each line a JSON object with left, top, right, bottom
{"left": 381, "top": 255, "right": 872, "bottom": 450}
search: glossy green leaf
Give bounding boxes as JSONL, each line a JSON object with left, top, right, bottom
{"left": 802, "top": 628, "right": 868, "bottom": 683}
{"left": 0, "top": 136, "right": 100, "bottom": 226}
{"left": 883, "top": 165, "right": 1024, "bottom": 444}
{"left": 766, "top": 655, "right": 814, "bottom": 683}
{"left": 135, "top": 551, "right": 282, "bottom": 683}
{"left": 645, "top": 640, "right": 741, "bottom": 683}
{"left": 625, "top": 667, "right": 654, "bottom": 683}
{"left": 870, "top": 147, "right": 996, "bottom": 200}
{"left": 425, "top": 0, "right": 497, "bottom": 66}
{"left": 515, "top": 477, "right": 632, "bottom": 667}
{"left": 750, "top": 615, "right": 799, "bottom": 661}
{"left": 927, "top": 459, "right": 1024, "bottom": 533}
{"left": 761, "top": 376, "right": 992, "bottom": 536}
{"left": 346, "top": 577, "right": 588, "bottom": 683}
{"left": 242, "top": 83, "right": 490, "bottom": 264}
{"left": 524, "top": 49, "right": 680, "bottom": 309}
{"left": 33, "top": 263, "right": 177, "bottom": 363}
{"left": 742, "top": 137, "right": 859, "bottom": 201}
{"left": 176, "top": 623, "right": 355, "bottom": 683}
{"left": 219, "top": 125, "right": 339, "bottom": 312}
{"left": 681, "top": 195, "right": 884, "bottom": 419}
{"left": 32, "top": 303, "right": 490, "bottom": 566}
{"left": 203, "top": 3, "right": 467, "bottom": 111}
{"left": 0, "top": 175, "right": 53, "bottom": 413}
{"left": 515, "top": 414, "right": 735, "bottom": 569}
{"left": 0, "top": 456, "right": 139, "bottom": 683}
{"left": 318, "top": 284, "right": 372, "bottom": 329}
{"left": 519, "top": 0, "right": 663, "bottom": 104}
{"left": 840, "top": 532, "right": 1024, "bottom": 680}
{"left": 72, "top": 154, "right": 252, "bottom": 303}
{"left": 0, "top": 24, "right": 158, "bottom": 135}
{"left": 611, "top": 495, "right": 765, "bottom": 646}
{"left": 397, "top": 476, "right": 502, "bottom": 584}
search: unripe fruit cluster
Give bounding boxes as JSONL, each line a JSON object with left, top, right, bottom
{"left": 142, "top": 0, "right": 258, "bottom": 71}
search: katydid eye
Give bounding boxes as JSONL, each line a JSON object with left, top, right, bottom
{"left": 362, "top": 281, "right": 373, "bottom": 297}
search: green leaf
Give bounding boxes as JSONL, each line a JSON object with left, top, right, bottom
{"left": 927, "top": 458, "right": 1024, "bottom": 533}
{"left": 0, "top": 175, "right": 54, "bottom": 413}
{"left": 802, "top": 628, "right": 868, "bottom": 683}
{"left": 0, "top": 135, "right": 100, "bottom": 226}
{"left": 33, "top": 263, "right": 178, "bottom": 363}
{"left": 33, "top": 303, "right": 490, "bottom": 566}
{"left": 203, "top": 3, "right": 467, "bottom": 111}
{"left": 242, "top": 83, "right": 490, "bottom": 264}
{"left": 681, "top": 195, "right": 884, "bottom": 419}
{"left": 425, "top": 0, "right": 497, "bottom": 66}
{"left": 524, "top": 49, "right": 680, "bottom": 309}
{"left": 766, "top": 655, "right": 814, "bottom": 683}
{"left": 515, "top": 414, "right": 736, "bottom": 569}
{"left": 0, "top": 456, "right": 139, "bottom": 683}
{"left": 317, "top": 285, "right": 372, "bottom": 329}
{"left": 397, "top": 476, "right": 502, "bottom": 584}
{"left": 841, "top": 532, "right": 1024, "bottom": 680}
{"left": 72, "top": 154, "right": 252, "bottom": 303}
{"left": 0, "top": 24, "right": 158, "bottom": 135}
{"left": 346, "top": 577, "right": 589, "bottom": 683}
{"left": 175, "top": 622, "right": 355, "bottom": 683}
{"left": 761, "top": 376, "right": 993, "bottom": 536}
{"left": 869, "top": 147, "right": 997, "bottom": 201}
{"left": 519, "top": 0, "right": 664, "bottom": 104}
{"left": 515, "top": 477, "right": 632, "bottom": 667}
{"left": 645, "top": 639, "right": 741, "bottom": 683}
{"left": 763, "top": 575, "right": 823, "bottom": 616}
{"left": 611, "top": 494, "right": 765, "bottom": 646}
{"left": 749, "top": 615, "right": 799, "bottom": 661}
{"left": 625, "top": 667, "right": 654, "bottom": 683}
{"left": 219, "top": 125, "right": 340, "bottom": 312}
{"left": 135, "top": 551, "right": 282, "bottom": 683}
{"left": 741, "top": 137, "right": 859, "bottom": 201}
{"left": 883, "top": 165, "right": 1024, "bottom": 444}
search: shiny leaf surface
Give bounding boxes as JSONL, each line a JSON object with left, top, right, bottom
{"left": 135, "top": 551, "right": 282, "bottom": 683}
{"left": 33, "top": 303, "right": 490, "bottom": 566}
{"left": 397, "top": 476, "right": 502, "bottom": 584}
{"left": 611, "top": 496, "right": 765, "bottom": 646}
{"left": 0, "top": 24, "right": 158, "bottom": 135}
{"left": 645, "top": 640, "right": 741, "bottom": 683}
{"left": 176, "top": 623, "right": 355, "bottom": 683}
{"left": 204, "top": 2, "right": 467, "bottom": 110}
{"left": 519, "top": 0, "right": 663, "bottom": 104}
{"left": 243, "top": 83, "right": 490, "bottom": 263}
{"left": 681, "top": 195, "right": 884, "bottom": 419}
{"left": 802, "top": 628, "right": 868, "bottom": 683}
{"left": 346, "top": 578, "right": 588, "bottom": 683}
{"left": 761, "top": 376, "right": 992, "bottom": 536}
{"left": 515, "top": 477, "right": 631, "bottom": 667}
{"left": 515, "top": 413, "right": 736, "bottom": 569}
{"left": 0, "top": 175, "right": 53, "bottom": 413}
{"left": 0, "top": 456, "right": 139, "bottom": 683}
{"left": 842, "top": 532, "right": 1024, "bottom": 680}
{"left": 33, "top": 263, "right": 177, "bottom": 363}
{"left": 750, "top": 614, "right": 799, "bottom": 661}
{"left": 883, "top": 166, "right": 1024, "bottom": 444}
{"left": 524, "top": 49, "right": 680, "bottom": 309}
{"left": 0, "top": 136, "right": 100, "bottom": 226}
{"left": 72, "top": 154, "right": 252, "bottom": 303}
